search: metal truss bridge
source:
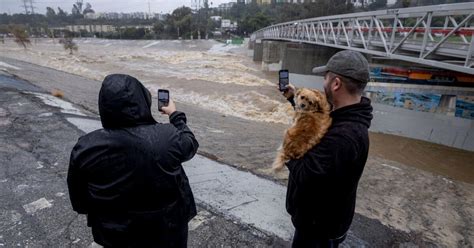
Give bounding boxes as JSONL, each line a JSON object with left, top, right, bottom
{"left": 251, "top": 3, "right": 474, "bottom": 74}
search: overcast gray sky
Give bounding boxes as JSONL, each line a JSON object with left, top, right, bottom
{"left": 1, "top": 0, "right": 231, "bottom": 14}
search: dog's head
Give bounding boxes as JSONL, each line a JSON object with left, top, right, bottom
{"left": 295, "top": 88, "right": 330, "bottom": 113}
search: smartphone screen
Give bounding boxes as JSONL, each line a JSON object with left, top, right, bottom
{"left": 158, "top": 89, "right": 169, "bottom": 111}
{"left": 279, "top": 70, "right": 289, "bottom": 91}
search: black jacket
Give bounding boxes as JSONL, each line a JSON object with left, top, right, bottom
{"left": 67, "top": 74, "right": 199, "bottom": 247}
{"left": 286, "top": 97, "right": 373, "bottom": 239}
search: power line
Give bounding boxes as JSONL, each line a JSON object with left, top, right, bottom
{"left": 21, "top": 0, "right": 29, "bottom": 14}
{"left": 191, "top": 0, "right": 202, "bottom": 11}
{"left": 29, "top": 0, "right": 36, "bottom": 14}
{"left": 19, "top": 0, "right": 36, "bottom": 15}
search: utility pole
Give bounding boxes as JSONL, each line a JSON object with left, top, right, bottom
{"left": 21, "top": 0, "right": 29, "bottom": 14}
{"left": 29, "top": 0, "right": 35, "bottom": 14}
{"left": 204, "top": 0, "right": 209, "bottom": 39}
{"left": 191, "top": 0, "right": 201, "bottom": 12}
{"left": 147, "top": 0, "right": 152, "bottom": 19}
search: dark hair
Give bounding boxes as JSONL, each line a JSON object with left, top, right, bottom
{"left": 328, "top": 72, "right": 367, "bottom": 95}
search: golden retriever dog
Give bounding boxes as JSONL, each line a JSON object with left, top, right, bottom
{"left": 272, "top": 88, "right": 332, "bottom": 171}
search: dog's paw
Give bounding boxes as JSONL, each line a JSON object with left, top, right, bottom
{"left": 271, "top": 161, "right": 285, "bottom": 172}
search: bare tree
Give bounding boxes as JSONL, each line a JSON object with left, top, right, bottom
{"left": 10, "top": 25, "right": 31, "bottom": 49}
{"left": 59, "top": 36, "right": 78, "bottom": 55}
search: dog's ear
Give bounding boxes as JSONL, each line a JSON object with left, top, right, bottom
{"left": 317, "top": 105, "right": 323, "bottom": 113}
{"left": 310, "top": 89, "right": 322, "bottom": 97}
{"left": 295, "top": 88, "right": 303, "bottom": 96}
{"left": 310, "top": 89, "right": 331, "bottom": 112}
{"left": 319, "top": 94, "right": 331, "bottom": 112}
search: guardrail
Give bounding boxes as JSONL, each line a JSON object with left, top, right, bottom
{"left": 251, "top": 3, "right": 474, "bottom": 74}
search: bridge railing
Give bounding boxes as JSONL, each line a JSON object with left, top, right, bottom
{"left": 251, "top": 3, "right": 474, "bottom": 74}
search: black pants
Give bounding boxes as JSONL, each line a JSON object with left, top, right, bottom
{"left": 292, "top": 229, "right": 346, "bottom": 248}
{"left": 95, "top": 224, "right": 188, "bottom": 248}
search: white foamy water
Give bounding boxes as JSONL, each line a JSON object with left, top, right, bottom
{"left": 209, "top": 43, "right": 241, "bottom": 54}
{"left": 143, "top": 41, "right": 161, "bottom": 48}
{"left": 147, "top": 84, "right": 292, "bottom": 124}
{"left": 117, "top": 50, "right": 271, "bottom": 87}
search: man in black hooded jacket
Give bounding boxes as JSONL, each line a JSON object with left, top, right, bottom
{"left": 67, "top": 74, "right": 198, "bottom": 248}
{"left": 283, "top": 50, "right": 373, "bottom": 247}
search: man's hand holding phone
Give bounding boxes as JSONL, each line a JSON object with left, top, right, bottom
{"left": 278, "top": 69, "right": 295, "bottom": 99}
{"left": 282, "top": 84, "right": 296, "bottom": 99}
{"left": 278, "top": 69, "right": 289, "bottom": 92}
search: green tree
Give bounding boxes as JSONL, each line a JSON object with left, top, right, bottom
{"left": 240, "top": 12, "right": 272, "bottom": 34}
{"left": 57, "top": 7, "right": 67, "bottom": 18}
{"left": 153, "top": 22, "right": 165, "bottom": 34}
{"left": 393, "top": 0, "right": 471, "bottom": 8}
{"left": 153, "top": 21, "right": 166, "bottom": 38}
{"left": 369, "top": 0, "right": 388, "bottom": 10}
{"left": 171, "top": 7, "right": 193, "bottom": 38}
{"left": 122, "top": 27, "right": 146, "bottom": 39}
{"left": 46, "top": 7, "right": 56, "bottom": 18}
{"left": 0, "top": 24, "right": 7, "bottom": 44}
{"left": 83, "top": 3, "right": 95, "bottom": 15}
{"left": 0, "top": 24, "right": 9, "bottom": 34}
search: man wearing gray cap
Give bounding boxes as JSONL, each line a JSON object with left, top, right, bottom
{"left": 283, "top": 50, "right": 373, "bottom": 247}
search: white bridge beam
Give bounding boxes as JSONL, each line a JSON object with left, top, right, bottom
{"left": 251, "top": 3, "right": 474, "bottom": 75}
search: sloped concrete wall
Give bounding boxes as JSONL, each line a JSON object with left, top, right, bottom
{"left": 371, "top": 102, "right": 474, "bottom": 151}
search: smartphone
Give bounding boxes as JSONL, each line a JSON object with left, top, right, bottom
{"left": 158, "top": 89, "right": 169, "bottom": 111}
{"left": 279, "top": 69, "right": 289, "bottom": 91}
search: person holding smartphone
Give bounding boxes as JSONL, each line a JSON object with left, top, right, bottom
{"left": 280, "top": 51, "right": 373, "bottom": 248}
{"left": 67, "top": 74, "right": 199, "bottom": 248}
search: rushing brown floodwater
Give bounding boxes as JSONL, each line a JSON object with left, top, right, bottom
{"left": 369, "top": 132, "right": 473, "bottom": 184}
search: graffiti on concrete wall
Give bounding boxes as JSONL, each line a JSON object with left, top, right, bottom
{"left": 367, "top": 92, "right": 474, "bottom": 120}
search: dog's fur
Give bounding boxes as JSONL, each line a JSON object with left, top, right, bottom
{"left": 272, "top": 88, "right": 332, "bottom": 171}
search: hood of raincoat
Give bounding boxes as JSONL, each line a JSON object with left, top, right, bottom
{"left": 99, "top": 74, "right": 156, "bottom": 129}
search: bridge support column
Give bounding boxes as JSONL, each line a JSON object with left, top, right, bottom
{"left": 248, "top": 39, "right": 255, "bottom": 50}
{"left": 282, "top": 43, "right": 340, "bottom": 74}
{"left": 253, "top": 39, "right": 263, "bottom": 62}
{"left": 262, "top": 41, "right": 285, "bottom": 71}
{"left": 437, "top": 95, "right": 457, "bottom": 116}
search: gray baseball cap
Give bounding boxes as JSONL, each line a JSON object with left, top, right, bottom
{"left": 312, "top": 50, "right": 369, "bottom": 83}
